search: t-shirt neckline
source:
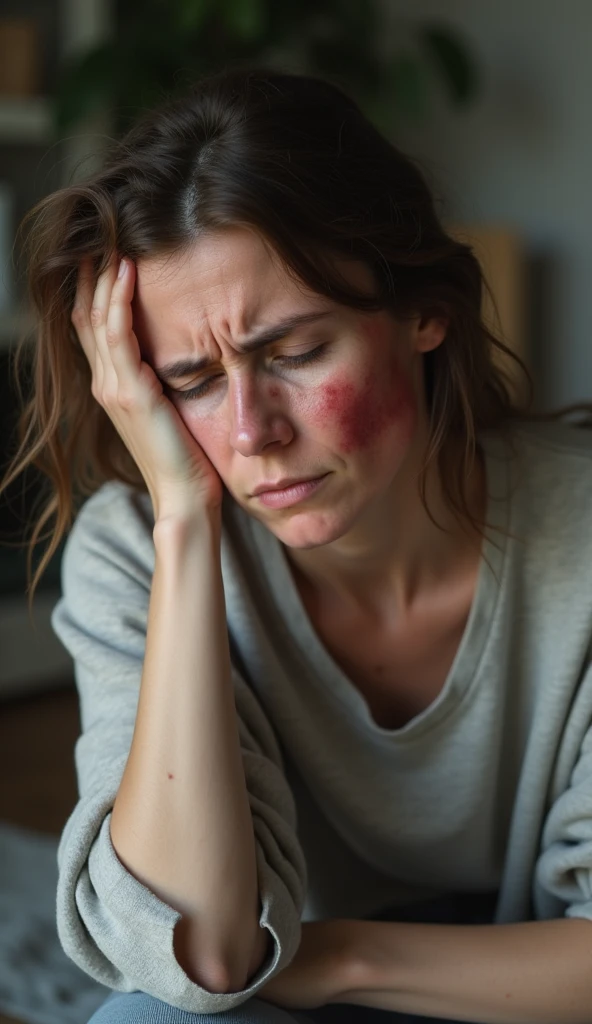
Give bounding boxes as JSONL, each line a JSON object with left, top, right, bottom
{"left": 246, "top": 432, "right": 512, "bottom": 740}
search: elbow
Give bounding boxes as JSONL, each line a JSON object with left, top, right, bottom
{"left": 198, "top": 961, "right": 239, "bottom": 995}
{"left": 183, "top": 947, "right": 266, "bottom": 997}
{"left": 173, "top": 914, "right": 270, "bottom": 994}
{"left": 242, "top": 921, "right": 272, "bottom": 986}
{"left": 173, "top": 916, "right": 228, "bottom": 992}
{"left": 221, "top": 921, "right": 272, "bottom": 993}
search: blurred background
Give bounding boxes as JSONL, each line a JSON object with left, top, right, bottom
{"left": 1, "top": 2, "right": 591, "bottom": 700}
{"left": 1, "top": 2, "right": 591, "bottom": 1021}
{"left": 4, "top": 0, "right": 587, "bottom": 702}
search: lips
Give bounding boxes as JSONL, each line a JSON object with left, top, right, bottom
{"left": 251, "top": 476, "right": 323, "bottom": 496}
{"left": 253, "top": 474, "right": 329, "bottom": 509}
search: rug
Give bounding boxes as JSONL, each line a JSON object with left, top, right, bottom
{"left": 0, "top": 821, "right": 110, "bottom": 1024}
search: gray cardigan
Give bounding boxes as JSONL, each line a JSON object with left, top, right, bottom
{"left": 51, "top": 419, "right": 592, "bottom": 1013}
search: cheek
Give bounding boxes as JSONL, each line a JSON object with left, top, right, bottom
{"left": 310, "top": 360, "right": 416, "bottom": 454}
{"left": 175, "top": 406, "right": 227, "bottom": 467}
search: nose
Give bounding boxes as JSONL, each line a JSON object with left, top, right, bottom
{"left": 227, "top": 372, "right": 293, "bottom": 456}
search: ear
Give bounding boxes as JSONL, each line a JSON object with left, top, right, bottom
{"left": 414, "top": 314, "right": 449, "bottom": 354}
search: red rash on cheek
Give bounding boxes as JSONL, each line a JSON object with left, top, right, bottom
{"left": 314, "top": 360, "right": 415, "bottom": 454}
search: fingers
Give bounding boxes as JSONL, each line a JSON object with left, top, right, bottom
{"left": 104, "top": 259, "right": 141, "bottom": 387}
{"left": 71, "top": 256, "right": 115, "bottom": 392}
{"left": 71, "top": 254, "right": 139, "bottom": 402}
{"left": 90, "top": 258, "right": 118, "bottom": 388}
{"left": 71, "top": 257, "right": 98, "bottom": 367}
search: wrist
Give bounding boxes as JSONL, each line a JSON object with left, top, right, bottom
{"left": 335, "top": 919, "right": 399, "bottom": 1000}
{"left": 327, "top": 919, "right": 377, "bottom": 1000}
{"left": 153, "top": 504, "right": 221, "bottom": 545}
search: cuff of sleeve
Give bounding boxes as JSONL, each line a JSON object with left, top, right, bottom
{"left": 59, "top": 807, "right": 301, "bottom": 1014}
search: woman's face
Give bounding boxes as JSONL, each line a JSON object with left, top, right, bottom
{"left": 133, "top": 227, "right": 445, "bottom": 548}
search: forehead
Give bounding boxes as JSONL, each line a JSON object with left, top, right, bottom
{"left": 135, "top": 228, "right": 317, "bottom": 331}
{"left": 133, "top": 227, "right": 376, "bottom": 365}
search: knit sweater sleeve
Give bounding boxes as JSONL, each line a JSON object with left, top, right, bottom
{"left": 51, "top": 483, "right": 308, "bottom": 1014}
{"left": 535, "top": 669, "right": 592, "bottom": 922}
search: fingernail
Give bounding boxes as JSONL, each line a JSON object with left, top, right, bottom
{"left": 118, "top": 258, "right": 127, "bottom": 279}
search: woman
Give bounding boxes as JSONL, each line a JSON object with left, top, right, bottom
{"left": 4, "top": 65, "right": 592, "bottom": 1024}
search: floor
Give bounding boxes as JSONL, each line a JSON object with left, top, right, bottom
{"left": 0, "top": 678, "right": 80, "bottom": 1024}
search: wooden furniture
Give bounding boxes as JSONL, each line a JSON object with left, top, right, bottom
{"left": 0, "top": 681, "right": 80, "bottom": 1024}
{"left": 451, "top": 224, "right": 528, "bottom": 399}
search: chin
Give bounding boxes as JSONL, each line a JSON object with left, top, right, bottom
{"left": 259, "top": 507, "right": 357, "bottom": 549}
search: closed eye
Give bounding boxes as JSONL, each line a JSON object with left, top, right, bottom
{"left": 172, "top": 344, "right": 328, "bottom": 403}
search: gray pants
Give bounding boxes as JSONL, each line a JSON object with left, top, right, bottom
{"left": 87, "top": 892, "right": 497, "bottom": 1024}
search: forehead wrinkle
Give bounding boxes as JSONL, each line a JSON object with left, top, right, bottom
{"left": 188, "top": 286, "right": 262, "bottom": 361}
{"left": 154, "top": 308, "right": 334, "bottom": 384}
{"left": 182, "top": 263, "right": 306, "bottom": 361}
{"left": 140, "top": 269, "right": 257, "bottom": 364}
{"left": 162, "top": 297, "right": 262, "bottom": 379}
{"left": 136, "top": 232, "right": 334, "bottom": 377}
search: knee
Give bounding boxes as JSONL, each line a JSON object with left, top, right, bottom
{"left": 87, "top": 989, "right": 310, "bottom": 1023}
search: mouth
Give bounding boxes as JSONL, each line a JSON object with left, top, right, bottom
{"left": 251, "top": 475, "right": 324, "bottom": 496}
{"left": 251, "top": 474, "right": 329, "bottom": 509}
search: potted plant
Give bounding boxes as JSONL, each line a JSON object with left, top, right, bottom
{"left": 55, "top": 0, "right": 479, "bottom": 137}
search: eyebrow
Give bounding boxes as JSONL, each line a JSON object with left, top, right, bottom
{"left": 153, "top": 311, "right": 333, "bottom": 383}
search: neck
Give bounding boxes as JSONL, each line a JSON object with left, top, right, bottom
{"left": 285, "top": 433, "right": 486, "bottom": 619}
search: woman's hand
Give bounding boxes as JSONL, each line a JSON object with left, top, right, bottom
{"left": 257, "top": 920, "right": 355, "bottom": 1011}
{"left": 71, "top": 255, "right": 223, "bottom": 521}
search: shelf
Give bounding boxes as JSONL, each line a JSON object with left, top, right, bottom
{"left": 0, "top": 97, "right": 54, "bottom": 144}
{"left": 0, "top": 1, "right": 108, "bottom": 703}
{"left": 0, "top": 310, "right": 35, "bottom": 350}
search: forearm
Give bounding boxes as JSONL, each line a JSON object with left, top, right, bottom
{"left": 339, "top": 917, "right": 592, "bottom": 1023}
{"left": 110, "top": 512, "right": 263, "bottom": 993}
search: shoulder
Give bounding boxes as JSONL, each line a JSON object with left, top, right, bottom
{"left": 73, "top": 479, "right": 154, "bottom": 533}
{"left": 504, "top": 419, "right": 592, "bottom": 513}
{"left": 510, "top": 417, "right": 592, "bottom": 465}
{"left": 64, "top": 482, "right": 275, "bottom": 603}
{"left": 61, "top": 480, "right": 155, "bottom": 587}
{"left": 487, "top": 419, "right": 592, "bottom": 586}
{"left": 483, "top": 418, "right": 592, "bottom": 505}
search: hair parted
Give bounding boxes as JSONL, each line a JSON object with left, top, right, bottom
{"left": 1, "top": 63, "right": 570, "bottom": 615}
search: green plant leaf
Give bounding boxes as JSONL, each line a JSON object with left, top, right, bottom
{"left": 419, "top": 25, "right": 479, "bottom": 104}
{"left": 388, "top": 53, "right": 429, "bottom": 121}
{"left": 52, "top": 3, "right": 481, "bottom": 136}
{"left": 221, "top": 0, "right": 268, "bottom": 41}
{"left": 173, "top": 0, "right": 216, "bottom": 34}
{"left": 54, "top": 43, "right": 116, "bottom": 131}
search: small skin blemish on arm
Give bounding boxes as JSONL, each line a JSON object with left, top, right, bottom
{"left": 167, "top": 773, "right": 174, "bottom": 780}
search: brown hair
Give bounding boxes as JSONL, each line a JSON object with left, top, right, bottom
{"left": 0, "top": 65, "right": 584, "bottom": 617}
